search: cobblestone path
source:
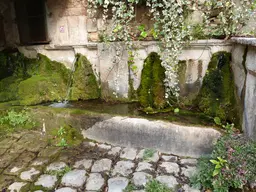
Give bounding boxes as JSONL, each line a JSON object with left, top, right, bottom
{"left": 0, "top": 131, "right": 199, "bottom": 192}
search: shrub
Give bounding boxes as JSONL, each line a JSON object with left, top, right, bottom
{"left": 191, "top": 133, "right": 256, "bottom": 192}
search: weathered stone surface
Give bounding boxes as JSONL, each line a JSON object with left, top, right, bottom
{"left": 112, "top": 161, "right": 135, "bottom": 176}
{"left": 88, "top": 32, "right": 99, "bottom": 42}
{"left": 38, "top": 147, "right": 60, "bottom": 157}
{"left": 91, "top": 159, "right": 112, "bottom": 173}
{"left": 86, "top": 173, "right": 105, "bottom": 191}
{"left": 61, "top": 170, "right": 87, "bottom": 188}
{"left": 180, "top": 159, "right": 198, "bottom": 166}
{"left": 0, "top": 153, "right": 19, "bottom": 168}
{"left": 231, "top": 44, "right": 246, "bottom": 98}
{"left": 8, "top": 182, "right": 28, "bottom": 192}
{"left": 0, "top": 148, "right": 6, "bottom": 156}
{"left": 162, "top": 155, "right": 178, "bottom": 162}
{"left": 183, "top": 184, "right": 200, "bottom": 192}
{"left": 73, "top": 159, "right": 93, "bottom": 170}
{"left": 46, "top": 162, "right": 67, "bottom": 172}
{"left": 132, "top": 172, "right": 152, "bottom": 187}
{"left": 108, "top": 147, "right": 122, "bottom": 156}
{"left": 120, "top": 148, "right": 137, "bottom": 160}
{"left": 20, "top": 167, "right": 40, "bottom": 181}
{"left": 55, "top": 187, "right": 77, "bottom": 192}
{"left": 0, "top": 137, "right": 16, "bottom": 149}
{"left": 98, "top": 143, "right": 112, "bottom": 150}
{"left": 31, "top": 157, "right": 49, "bottom": 166}
{"left": 156, "top": 175, "right": 179, "bottom": 188}
{"left": 137, "top": 149, "right": 159, "bottom": 163}
{"left": 108, "top": 177, "right": 129, "bottom": 192}
{"left": 87, "top": 19, "right": 97, "bottom": 33}
{"left": 158, "top": 162, "right": 179, "bottom": 175}
{"left": 84, "top": 116, "right": 221, "bottom": 157}
{"left": 35, "top": 174, "right": 57, "bottom": 189}
{"left": 243, "top": 72, "right": 256, "bottom": 140}
{"left": 136, "top": 162, "right": 154, "bottom": 172}
{"left": 182, "top": 167, "right": 197, "bottom": 178}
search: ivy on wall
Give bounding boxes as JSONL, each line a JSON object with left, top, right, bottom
{"left": 88, "top": 0, "right": 255, "bottom": 99}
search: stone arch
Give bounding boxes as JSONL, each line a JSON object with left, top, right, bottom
{"left": 137, "top": 52, "right": 166, "bottom": 109}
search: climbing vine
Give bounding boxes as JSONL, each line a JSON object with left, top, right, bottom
{"left": 88, "top": 0, "right": 255, "bottom": 99}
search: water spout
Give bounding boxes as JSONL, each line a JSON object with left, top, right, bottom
{"left": 50, "top": 56, "right": 77, "bottom": 108}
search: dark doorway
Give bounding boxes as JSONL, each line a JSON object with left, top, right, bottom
{"left": 0, "top": 15, "right": 5, "bottom": 46}
{"left": 15, "top": 0, "right": 49, "bottom": 45}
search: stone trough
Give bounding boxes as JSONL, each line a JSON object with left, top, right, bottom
{"left": 82, "top": 116, "right": 221, "bottom": 158}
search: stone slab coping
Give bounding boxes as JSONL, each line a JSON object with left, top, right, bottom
{"left": 14, "top": 39, "right": 232, "bottom": 51}
{"left": 231, "top": 37, "right": 256, "bottom": 46}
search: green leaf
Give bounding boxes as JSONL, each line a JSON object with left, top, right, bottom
{"left": 113, "top": 25, "right": 122, "bottom": 33}
{"left": 215, "top": 164, "right": 222, "bottom": 169}
{"left": 140, "top": 31, "right": 148, "bottom": 38}
{"left": 210, "top": 160, "right": 219, "bottom": 165}
{"left": 212, "top": 169, "right": 220, "bottom": 176}
{"left": 97, "top": 0, "right": 103, "bottom": 5}
{"left": 138, "top": 24, "right": 145, "bottom": 32}
{"left": 214, "top": 117, "right": 222, "bottom": 126}
{"left": 174, "top": 108, "right": 180, "bottom": 114}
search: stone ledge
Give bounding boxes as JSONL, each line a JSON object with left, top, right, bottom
{"left": 231, "top": 37, "right": 256, "bottom": 47}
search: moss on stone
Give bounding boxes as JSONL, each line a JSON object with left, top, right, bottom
{"left": 0, "top": 51, "right": 71, "bottom": 105}
{"left": 138, "top": 52, "right": 166, "bottom": 109}
{"left": 195, "top": 52, "right": 240, "bottom": 126}
{"left": 70, "top": 54, "right": 100, "bottom": 100}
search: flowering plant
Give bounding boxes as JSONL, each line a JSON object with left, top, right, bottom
{"left": 191, "top": 133, "right": 256, "bottom": 192}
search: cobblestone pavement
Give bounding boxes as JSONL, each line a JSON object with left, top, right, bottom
{"left": 0, "top": 131, "right": 200, "bottom": 192}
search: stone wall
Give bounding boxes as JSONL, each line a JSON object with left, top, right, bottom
{"left": 231, "top": 38, "right": 256, "bottom": 140}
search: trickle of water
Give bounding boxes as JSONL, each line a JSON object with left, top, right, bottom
{"left": 50, "top": 57, "right": 77, "bottom": 108}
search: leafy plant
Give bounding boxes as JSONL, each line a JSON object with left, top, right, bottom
{"left": 145, "top": 179, "right": 172, "bottom": 192}
{"left": 214, "top": 117, "right": 234, "bottom": 133}
{"left": 174, "top": 108, "right": 180, "bottom": 114}
{"left": 210, "top": 157, "right": 227, "bottom": 176}
{"left": 57, "top": 138, "right": 68, "bottom": 147}
{"left": 57, "top": 126, "right": 66, "bottom": 137}
{"left": 143, "top": 149, "right": 156, "bottom": 161}
{"left": 191, "top": 133, "right": 256, "bottom": 192}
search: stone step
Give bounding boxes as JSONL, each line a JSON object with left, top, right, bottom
{"left": 82, "top": 116, "right": 221, "bottom": 158}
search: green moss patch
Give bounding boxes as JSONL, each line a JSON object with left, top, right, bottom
{"left": 0, "top": 51, "right": 100, "bottom": 106}
{"left": 195, "top": 52, "right": 240, "bottom": 126}
{"left": 138, "top": 52, "right": 166, "bottom": 109}
{"left": 70, "top": 54, "right": 100, "bottom": 100}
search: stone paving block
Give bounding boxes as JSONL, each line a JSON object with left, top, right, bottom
{"left": 91, "top": 158, "right": 112, "bottom": 173}
{"left": 26, "top": 140, "right": 48, "bottom": 153}
{"left": 161, "top": 155, "right": 178, "bottom": 162}
{"left": 73, "top": 159, "right": 93, "bottom": 170}
{"left": 5, "top": 151, "right": 36, "bottom": 175}
{"left": 156, "top": 175, "right": 179, "bottom": 188}
{"left": 7, "top": 143, "right": 26, "bottom": 154}
{"left": 132, "top": 172, "right": 152, "bottom": 187}
{"left": 20, "top": 167, "right": 40, "bottom": 182}
{"left": 0, "top": 148, "right": 7, "bottom": 156}
{"left": 136, "top": 162, "right": 154, "bottom": 172}
{"left": 35, "top": 174, "right": 57, "bottom": 189}
{"left": 38, "top": 146, "right": 61, "bottom": 158}
{"left": 31, "top": 157, "right": 49, "bottom": 167}
{"left": 86, "top": 173, "right": 105, "bottom": 191}
{"left": 61, "top": 169, "right": 87, "bottom": 188}
{"left": 8, "top": 182, "right": 29, "bottom": 192}
{"left": 120, "top": 148, "right": 137, "bottom": 160}
{"left": 82, "top": 141, "right": 96, "bottom": 148}
{"left": 0, "top": 137, "right": 17, "bottom": 149}
{"left": 46, "top": 162, "right": 67, "bottom": 172}
{"left": 0, "top": 175, "right": 16, "bottom": 190}
{"left": 55, "top": 187, "right": 77, "bottom": 192}
{"left": 112, "top": 161, "right": 135, "bottom": 177}
{"left": 180, "top": 159, "right": 198, "bottom": 166}
{"left": 137, "top": 149, "right": 160, "bottom": 163}
{"left": 0, "top": 153, "right": 19, "bottom": 168}
{"left": 158, "top": 162, "right": 179, "bottom": 175}
{"left": 181, "top": 166, "right": 197, "bottom": 178}
{"left": 98, "top": 143, "right": 112, "bottom": 150}
{"left": 108, "top": 147, "right": 122, "bottom": 156}
{"left": 108, "top": 177, "right": 129, "bottom": 192}
{"left": 183, "top": 184, "right": 200, "bottom": 192}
